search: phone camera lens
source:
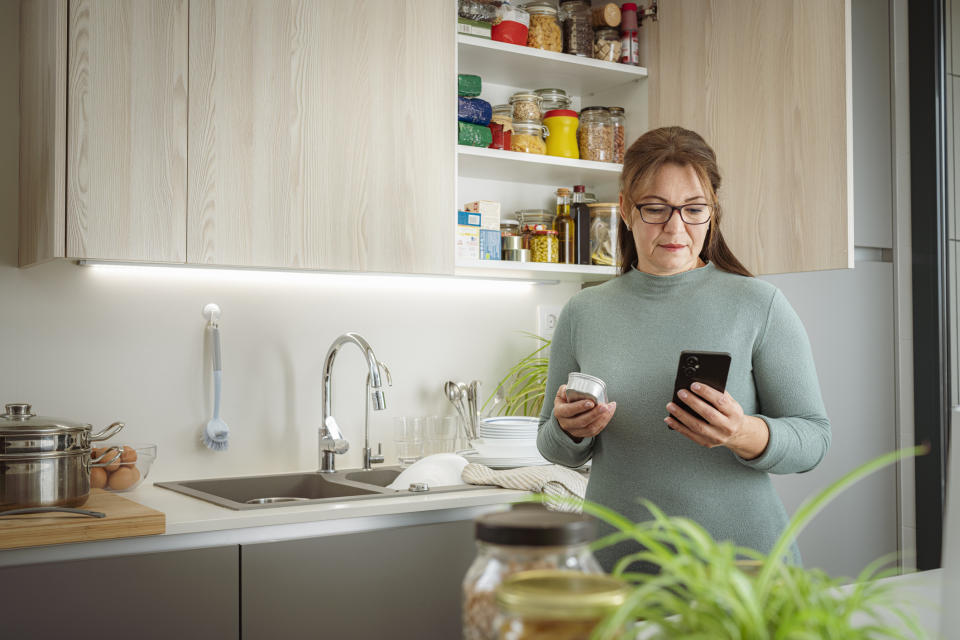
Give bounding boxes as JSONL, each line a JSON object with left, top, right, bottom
{"left": 683, "top": 366, "right": 697, "bottom": 377}
{"left": 684, "top": 356, "right": 699, "bottom": 367}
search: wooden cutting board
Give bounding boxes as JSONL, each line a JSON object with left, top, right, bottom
{"left": 0, "top": 489, "right": 165, "bottom": 550}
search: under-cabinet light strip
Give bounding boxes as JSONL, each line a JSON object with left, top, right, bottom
{"left": 76, "top": 260, "right": 557, "bottom": 290}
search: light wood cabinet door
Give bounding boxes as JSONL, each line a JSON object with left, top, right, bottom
{"left": 188, "top": 0, "right": 456, "bottom": 274}
{"left": 645, "top": 0, "right": 853, "bottom": 275}
{"left": 66, "top": 0, "right": 188, "bottom": 262}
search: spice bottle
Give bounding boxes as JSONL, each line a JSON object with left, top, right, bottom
{"left": 572, "top": 185, "right": 591, "bottom": 265}
{"left": 608, "top": 106, "right": 626, "bottom": 163}
{"left": 620, "top": 2, "right": 639, "bottom": 65}
{"left": 555, "top": 187, "right": 575, "bottom": 264}
{"left": 462, "top": 507, "right": 601, "bottom": 640}
{"left": 494, "top": 570, "right": 630, "bottom": 639}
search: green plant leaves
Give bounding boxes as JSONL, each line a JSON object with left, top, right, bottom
{"left": 482, "top": 332, "right": 551, "bottom": 417}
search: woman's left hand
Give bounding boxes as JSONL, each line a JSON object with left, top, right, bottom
{"left": 664, "top": 382, "right": 770, "bottom": 460}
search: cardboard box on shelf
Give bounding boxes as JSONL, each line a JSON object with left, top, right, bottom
{"left": 479, "top": 229, "right": 502, "bottom": 261}
{"left": 462, "top": 200, "right": 501, "bottom": 231}
{"left": 457, "top": 210, "right": 481, "bottom": 261}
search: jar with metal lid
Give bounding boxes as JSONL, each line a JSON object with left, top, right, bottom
{"left": 510, "top": 121, "right": 548, "bottom": 155}
{"left": 0, "top": 403, "right": 125, "bottom": 511}
{"left": 524, "top": 2, "right": 562, "bottom": 52}
{"left": 500, "top": 219, "right": 521, "bottom": 237}
{"left": 593, "top": 27, "right": 621, "bottom": 62}
{"left": 509, "top": 92, "right": 543, "bottom": 123}
{"left": 530, "top": 229, "right": 560, "bottom": 263}
{"left": 588, "top": 202, "right": 619, "bottom": 266}
{"left": 608, "top": 106, "right": 626, "bottom": 163}
{"left": 533, "top": 88, "right": 570, "bottom": 112}
{"left": 559, "top": 0, "right": 592, "bottom": 56}
{"left": 462, "top": 507, "right": 601, "bottom": 640}
{"left": 517, "top": 208, "right": 555, "bottom": 249}
{"left": 494, "top": 570, "right": 630, "bottom": 639}
{"left": 577, "top": 106, "right": 614, "bottom": 162}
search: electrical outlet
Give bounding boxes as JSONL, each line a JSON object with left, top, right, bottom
{"left": 537, "top": 305, "right": 562, "bottom": 339}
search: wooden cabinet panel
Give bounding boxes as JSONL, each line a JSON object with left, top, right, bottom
{"left": 647, "top": 0, "right": 852, "bottom": 275}
{"left": 67, "top": 0, "right": 187, "bottom": 262}
{"left": 19, "top": 0, "right": 67, "bottom": 266}
{"left": 188, "top": 0, "right": 455, "bottom": 274}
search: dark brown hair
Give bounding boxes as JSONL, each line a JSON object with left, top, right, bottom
{"left": 617, "top": 126, "right": 753, "bottom": 277}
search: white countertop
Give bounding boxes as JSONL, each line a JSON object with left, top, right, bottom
{"left": 0, "top": 482, "right": 530, "bottom": 567}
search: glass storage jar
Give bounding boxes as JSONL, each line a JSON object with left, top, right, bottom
{"left": 462, "top": 507, "right": 600, "bottom": 640}
{"left": 492, "top": 104, "right": 514, "bottom": 132}
{"left": 524, "top": 2, "right": 562, "bottom": 52}
{"left": 510, "top": 121, "right": 548, "bottom": 155}
{"left": 494, "top": 570, "right": 630, "bottom": 640}
{"left": 577, "top": 106, "right": 614, "bottom": 162}
{"left": 608, "top": 106, "right": 626, "bottom": 163}
{"left": 530, "top": 229, "right": 560, "bottom": 263}
{"left": 533, "top": 88, "right": 571, "bottom": 112}
{"left": 509, "top": 92, "right": 543, "bottom": 123}
{"left": 588, "top": 202, "right": 619, "bottom": 266}
{"left": 559, "top": 0, "right": 593, "bottom": 56}
{"left": 459, "top": 0, "right": 498, "bottom": 22}
{"left": 543, "top": 109, "right": 579, "bottom": 159}
{"left": 593, "top": 27, "right": 621, "bottom": 62}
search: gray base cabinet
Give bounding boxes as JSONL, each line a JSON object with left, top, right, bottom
{"left": 241, "top": 519, "right": 475, "bottom": 640}
{"left": 0, "top": 546, "right": 239, "bottom": 639}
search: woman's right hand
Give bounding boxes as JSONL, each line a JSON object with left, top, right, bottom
{"left": 553, "top": 384, "right": 617, "bottom": 442}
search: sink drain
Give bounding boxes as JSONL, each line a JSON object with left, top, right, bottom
{"left": 245, "top": 497, "right": 310, "bottom": 505}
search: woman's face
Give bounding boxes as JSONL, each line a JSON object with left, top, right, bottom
{"left": 620, "top": 163, "right": 711, "bottom": 276}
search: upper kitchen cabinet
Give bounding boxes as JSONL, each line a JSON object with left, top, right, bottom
{"left": 188, "top": 0, "right": 456, "bottom": 274}
{"left": 646, "top": 0, "right": 853, "bottom": 274}
{"left": 19, "top": 0, "right": 188, "bottom": 267}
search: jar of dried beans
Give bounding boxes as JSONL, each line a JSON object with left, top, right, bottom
{"left": 524, "top": 2, "right": 562, "bottom": 52}
{"left": 462, "top": 507, "right": 601, "bottom": 640}
{"left": 608, "top": 106, "right": 626, "bottom": 163}
{"left": 577, "top": 106, "right": 614, "bottom": 162}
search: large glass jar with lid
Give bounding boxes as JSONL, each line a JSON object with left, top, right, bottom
{"left": 494, "top": 570, "right": 630, "bottom": 640}
{"left": 559, "top": 0, "right": 592, "bottom": 56}
{"left": 533, "top": 88, "right": 570, "bottom": 112}
{"left": 588, "top": 202, "right": 619, "bottom": 265}
{"left": 577, "top": 106, "right": 614, "bottom": 162}
{"left": 492, "top": 104, "right": 514, "bottom": 133}
{"left": 462, "top": 506, "right": 601, "bottom": 640}
{"left": 608, "top": 106, "right": 626, "bottom": 163}
{"left": 524, "top": 2, "right": 562, "bottom": 52}
{"left": 593, "top": 26, "right": 621, "bottom": 62}
{"left": 509, "top": 91, "right": 543, "bottom": 123}
{"left": 517, "top": 208, "right": 555, "bottom": 249}
{"left": 510, "top": 121, "right": 548, "bottom": 155}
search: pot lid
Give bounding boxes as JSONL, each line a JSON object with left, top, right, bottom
{"left": 0, "top": 403, "right": 92, "bottom": 433}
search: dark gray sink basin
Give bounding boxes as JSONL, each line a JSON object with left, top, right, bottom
{"left": 155, "top": 466, "right": 484, "bottom": 510}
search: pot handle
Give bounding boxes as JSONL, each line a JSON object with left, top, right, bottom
{"left": 0, "top": 507, "right": 106, "bottom": 518}
{"left": 91, "top": 421, "right": 124, "bottom": 442}
{"left": 90, "top": 448, "right": 123, "bottom": 468}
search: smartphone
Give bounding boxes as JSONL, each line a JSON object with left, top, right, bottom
{"left": 671, "top": 351, "right": 732, "bottom": 423}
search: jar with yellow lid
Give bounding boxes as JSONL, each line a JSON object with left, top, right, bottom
{"left": 543, "top": 109, "right": 579, "bottom": 159}
{"left": 495, "top": 570, "right": 631, "bottom": 639}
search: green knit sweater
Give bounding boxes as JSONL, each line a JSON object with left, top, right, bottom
{"left": 536, "top": 263, "right": 831, "bottom": 570}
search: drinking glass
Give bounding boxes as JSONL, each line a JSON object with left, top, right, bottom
{"left": 394, "top": 417, "right": 424, "bottom": 468}
{"left": 424, "top": 416, "right": 459, "bottom": 455}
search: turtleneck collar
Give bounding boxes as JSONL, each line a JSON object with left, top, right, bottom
{"left": 621, "top": 261, "right": 717, "bottom": 293}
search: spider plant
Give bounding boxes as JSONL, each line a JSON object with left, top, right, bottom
{"left": 482, "top": 332, "right": 551, "bottom": 417}
{"left": 528, "top": 446, "right": 931, "bottom": 639}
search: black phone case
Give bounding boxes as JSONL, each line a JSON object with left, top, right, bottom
{"left": 671, "top": 350, "right": 732, "bottom": 423}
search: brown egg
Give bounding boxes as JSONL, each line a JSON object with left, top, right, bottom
{"left": 107, "top": 465, "right": 140, "bottom": 491}
{"left": 102, "top": 447, "right": 122, "bottom": 472}
{"left": 90, "top": 467, "right": 107, "bottom": 489}
{"left": 120, "top": 445, "right": 138, "bottom": 463}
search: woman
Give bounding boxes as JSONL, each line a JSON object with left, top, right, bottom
{"left": 536, "top": 126, "right": 830, "bottom": 571}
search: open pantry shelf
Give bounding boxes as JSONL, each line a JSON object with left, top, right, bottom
{"left": 456, "top": 34, "right": 647, "bottom": 96}
{"left": 458, "top": 145, "right": 622, "bottom": 191}
{"left": 455, "top": 259, "right": 618, "bottom": 283}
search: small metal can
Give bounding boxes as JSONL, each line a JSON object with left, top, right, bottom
{"left": 565, "top": 372, "right": 608, "bottom": 404}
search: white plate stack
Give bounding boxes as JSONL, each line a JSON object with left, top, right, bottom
{"left": 460, "top": 417, "right": 550, "bottom": 469}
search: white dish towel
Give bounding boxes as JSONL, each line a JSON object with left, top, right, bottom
{"left": 461, "top": 463, "right": 587, "bottom": 513}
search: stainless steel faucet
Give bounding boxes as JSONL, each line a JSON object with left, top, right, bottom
{"left": 319, "top": 332, "right": 390, "bottom": 473}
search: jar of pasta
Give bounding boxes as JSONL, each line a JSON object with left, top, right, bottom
{"left": 577, "top": 106, "right": 614, "bottom": 162}
{"left": 494, "top": 570, "right": 630, "bottom": 640}
{"left": 510, "top": 121, "right": 548, "bottom": 155}
{"left": 593, "top": 27, "right": 621, "bottom": 62}
{"left": 462, "top": 507, "right": 600, "bottom": 640}
{"left": 509, "top": 92, "right": 543, "bottom": 123}
{"left": 524, "top": 2, "right": 562, "bottom": 52}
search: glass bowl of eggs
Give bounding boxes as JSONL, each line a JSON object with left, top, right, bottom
{"left": 90, "top": 443, "right": 157, "bottom": 492}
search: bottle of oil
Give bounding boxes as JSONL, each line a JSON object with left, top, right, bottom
{"left": 572, "top": 185, "right": 591, "bottom": 265}
{"left": 555, "top": 187, "right": 575, "bottom": 264}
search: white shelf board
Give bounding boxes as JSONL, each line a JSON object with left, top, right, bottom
{"left": 458, "top": 146, "right": 622, "bottom": 189}
{"left": 456, "top": 259, "right": 617, "bottom": 283}
{"left": 457, "top": 34, "right": 647, "bottom": 96}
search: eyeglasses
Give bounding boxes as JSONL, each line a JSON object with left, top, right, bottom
{"left": 634, "top": 202, "right": 713, "bottom": 225}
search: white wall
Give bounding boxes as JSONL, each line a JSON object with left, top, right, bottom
{"left": 0, "top": 0, "right": 902, "bottom": 579}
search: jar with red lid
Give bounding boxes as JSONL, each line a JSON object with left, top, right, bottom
{"left": 543, "top": 109, "right": 579, "bottom": 159}
{"left": 530, "top": 229, "right": 559, "bottom": 263}
{"left": 492, "top": 3, "right": 530, "bottom": 45}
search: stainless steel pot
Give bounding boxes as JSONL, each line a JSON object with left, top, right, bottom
{"left": 0, "top": 403, "right": 124, "bottom": 511}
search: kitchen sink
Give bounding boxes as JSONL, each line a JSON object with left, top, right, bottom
{"left": 155, "top": 466, "right": 484, "bottom": 510}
